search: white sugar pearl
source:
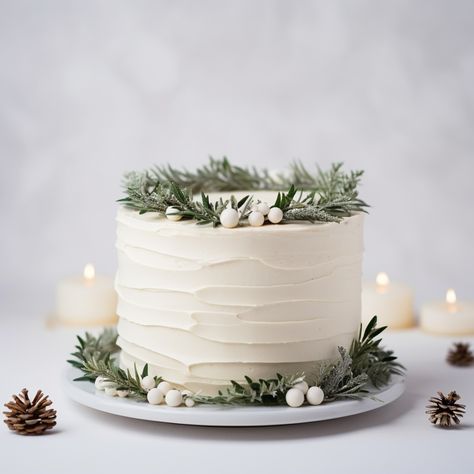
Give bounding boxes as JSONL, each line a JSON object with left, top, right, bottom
{"left": 285, "top": 388, "right": 305, "bottom": 408}
{"left": 157, "top": 381, "right": 172, "bottom": 395}
{"left": 185, "top": 398, "right": 195, "bottom": 407}
{"left": 293, "top": 381, "right": 309, "bottom": 394}
{"left": 147, "top": 388, "right": 164, "bottom": 405}
{"left": 95, "top": 376, "right": 106, "bottom": 390}
{"left": 104, "top": 387, "right": 118, "bottom": 397}
{"left": 141, "top": 375, "right": 156, "bottom": 391}
{"left": 165, "top": 206, "right": 182, "bottom": 221}
{"left": 165, "top": 389, "right": 183, "bottom": 407}
{"left": 95, "top": 377, "right": 116, "bottom": 390}
{"left": 117, "top": 390, "right": 129, "bottom": 398}
{"left": 306, "top": 386, "right": 324, "bottom": 406}
{"left": 268, "top": 207, "right": 283, "bottom": 224}
{"left": 248, "top": 211, "right": 265, "bottom": 227}
{"left": 220, "top": 208, "right": 240, "bottom": 228}
{"left": 256, "top": 202, "right": 270, "bottom": 216}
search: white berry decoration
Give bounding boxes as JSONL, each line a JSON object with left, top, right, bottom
{"left": 147, "top": 388, "right": 164, "bottom": 405}
{"left": 268, "top": 207, "right": 283, "bottom": 224}
{"left": 165, "top": 389, "right": 183, "bottom": 407}
{"left": 157, "top": 381, "right": 172, "bottom": 395}
{"left": 94, "top": 376, "right": 106, "bottom": 390}
{"left": 285, "top": 388, "right": 305, "bottom": 408}
{"left": 256, "top": 202, "right": 270, "bottom": 216}
{"left": 181, "top": 390, "right": 193, "bottom": 397}
{"left": 293, "top": 381, "right": 309, "bottom": 394}
{"left": 306, "top": 386, "right": 324, "bottom": 406}
{"left": 185, "top": 397, "right": 195, "bottom": 407}
{"left": 95, "top": 377, "right": 116, "bottom": 390}
{"left": 248, "top": 211, "right": 264, "bottom": 227}
{"left": 165, "top": 206, "right": 182, "bottom": 221}
{"left": 141, "top": 375, "right": 156, "bottom": 391}
{"left": 220, "top": 208, "right": 240, "bottom": 228}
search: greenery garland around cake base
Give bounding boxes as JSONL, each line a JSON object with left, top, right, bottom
{"left": 67, "top": 316, "right": 404, "bottom": 409}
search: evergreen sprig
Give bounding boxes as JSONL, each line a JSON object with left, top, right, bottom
{"left": 316, "top": 347, "right": 369, "bottom": 401}
{"left": 119, "top": 158, "right": 368, "bottom": 225}
{"left": 67, "top": 331, "right": 159, "bottom": 400}
{"left": 350, "top": 316, "right": 405, "bottom": 388}
{"left": 192, "top": 373, "right": 305, "bottom": 406}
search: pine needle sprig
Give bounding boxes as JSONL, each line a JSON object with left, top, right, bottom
{"left": 316, "top": 347, "right": 369, "bottom": 401}
{"left": 153, "top": 157, "right": 280, "bottom": 194}
{"left": 350, "top": 316, "right": 405, "bottom": 388}
{"left": 191, "top": 373, "right": 305, "bottom": 406}
{"left": 67, "top": 330, "right": 158, "bottom": 400}
{"left": 67, "top": 328, "right": 119, "bottom": 377}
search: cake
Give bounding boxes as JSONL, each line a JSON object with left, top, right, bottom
{"left": 115, "top": 190, "right": 364, "bottom": 395}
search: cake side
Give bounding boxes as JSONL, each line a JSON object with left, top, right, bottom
{"left": 115, "top": 204, "right": 364, "bottom": 395}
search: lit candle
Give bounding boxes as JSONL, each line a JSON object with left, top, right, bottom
{"left": 55, "top": 264, "right": 117, "bottom": 326}
{"left": 361, "top": 272, "right": 414, "bottom": 329}
{"left": 420, "top": 289, "right": 474, "bottom": 335}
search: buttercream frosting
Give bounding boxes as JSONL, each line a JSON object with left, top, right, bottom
{"left": 115, "top": 192, "right": 364, "bottom": 394}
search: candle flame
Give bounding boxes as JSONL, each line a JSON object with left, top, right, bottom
{"left": 83, "top": 263, "right": 95, "bottom": 281}
{"left": 376, "top": 272, "right": 390, "bottom": 287}
{"left": 446, "top": 288, "right": 457, "bottom": 305}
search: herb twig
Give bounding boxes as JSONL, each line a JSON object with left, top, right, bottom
{"left": 67, "top": 331, "right": 159, "bottom": 400}
{"left": 119, "top": 158, "right": 368, "bottom": 225}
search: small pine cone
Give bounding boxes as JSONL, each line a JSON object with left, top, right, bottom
{"left": 3, "top": 389, "right": 57, "bottom": 435}
{"left": 426, "top": 391, "right": 466, "bottom": 427}
{"left": 447, "top": 342, "right": 474, "bottom": 367}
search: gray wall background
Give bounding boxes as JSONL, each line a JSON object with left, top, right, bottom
{"left": 1, "top": 0, "right": 473, "bottom": 316}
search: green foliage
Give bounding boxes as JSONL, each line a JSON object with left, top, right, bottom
{"left": 67, "top": 330, "right": 159, "bottom": 400}
{"left": 192, "top": 373, "right": 305, "bottom": 406}
{"left": 118, "top": 158, "right": 368, "bottom": 226}
{"left": 350, "top": 316, "right": 405, "bottom": 388}
{"left": 316, "top": 347, "right": 369, "bottom": 401}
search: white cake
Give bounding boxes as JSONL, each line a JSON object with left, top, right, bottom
{"left": 115, "top": 192, "right": 364, "bottom": 395}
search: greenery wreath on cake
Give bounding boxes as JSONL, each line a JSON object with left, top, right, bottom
{"left": 118, "top": 157, "right": 369, "bottom": 227}
{"left": 68, "top": 316, "right": 404, "bottom": 408}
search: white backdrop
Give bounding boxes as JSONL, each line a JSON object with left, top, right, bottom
{"left": 1, "top": 0, "right": 473, "bottom": 316}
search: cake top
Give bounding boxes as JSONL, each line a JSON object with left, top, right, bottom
{"left": 118, "top": 158, "right": 368, "bottom": 228}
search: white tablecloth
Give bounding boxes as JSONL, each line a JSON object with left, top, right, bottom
{"left": 1, "top": 315, "right": 473, "bottom": 474}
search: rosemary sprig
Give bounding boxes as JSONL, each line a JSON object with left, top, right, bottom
{"left": 119, "top": 158, "right": 368, "bottom": 225}
{"left": 192, "top": 373, "right": 305, "bottom": 406}
{"left": 67, "top": 328, "right": 119, "bottom": 377}
{"left": 350, "top": 316, "right": 405, "bottom": 388}
{"left": 67, "top": 331, "right": 160, "bottom": 400}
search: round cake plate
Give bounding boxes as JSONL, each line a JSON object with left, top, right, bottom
{"left": 63, "top": 367, "right": 405, "bottom": 426}
{"left": 63, "top": 367, "right": 405, "bottom": 427}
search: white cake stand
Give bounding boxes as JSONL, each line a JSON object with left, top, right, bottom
{"left": 63, "top": 367, "right": 405, "bottom": 427}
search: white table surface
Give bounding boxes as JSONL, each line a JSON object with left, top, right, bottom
{"left": 1, "top": 315, "right": 473, "bottom": 474}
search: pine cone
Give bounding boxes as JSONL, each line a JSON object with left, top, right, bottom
{"left": 426, "top": 391, "right": 466, "bottom": 427}
{"left": 447, "top": 342, "right": 474, "bottom": 367}
{"left": 3, "top": 389, "right": 57, "bottom": 435}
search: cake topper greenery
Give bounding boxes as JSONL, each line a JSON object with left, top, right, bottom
{"left": 118, "top": 158, "right": 369, "bottom": 227}
{"left": 67, "top": 316, "right": 404, "bottom": 408}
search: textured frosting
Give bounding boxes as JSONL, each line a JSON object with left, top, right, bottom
{"left": 115, "top": 193, "right": 364, "bottom": 394}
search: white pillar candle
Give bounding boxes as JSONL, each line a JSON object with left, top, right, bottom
{"left": 421, "top": 289, "right": 474, "bottom": 335}
{"left": 56, "top": 264, "right": 117, "bottom": 326}
{"left": 362, "top": 272, "right": 414, "bottom": 329}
